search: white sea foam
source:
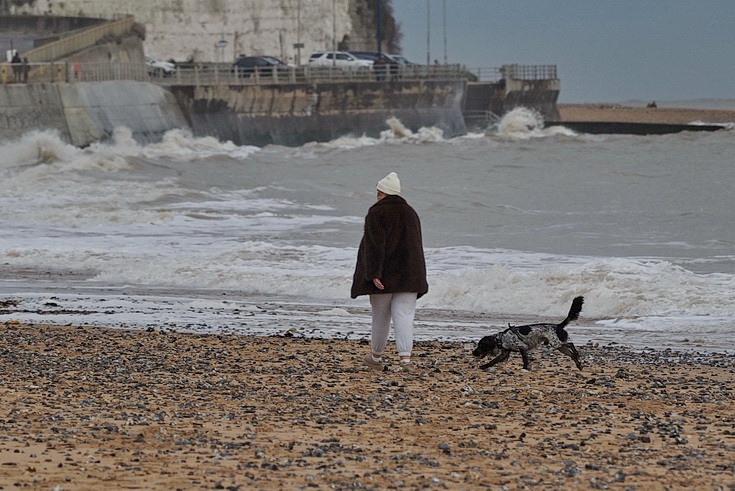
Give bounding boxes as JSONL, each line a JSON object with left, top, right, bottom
{"left": 143, "top": 128, "right": 260, "bottom": 160}
{"left": 424, "top": 255, "right": 735, "bottom": 319}
{"left": 2, "top": 246, "right": 733, "bottom": 351}
{"left": 321, "top": 116, "right": 445, "bottom": 149}
{"left": 491, "top": 106, "right": 578, "bottom": 139}
{"left": 688, "top": 120, "right": 735, "bottom": 130}
{"left": 0, "top": 129, "right": 83, "bottom": 168}
{"left": 382, "top": 116, "right": 445, "bottom": 142}
{"left": 1, "top": 126, "right": 260, "bottom": 170}
{"left": 3, "top": 235, "right": 734, "bottom": 326}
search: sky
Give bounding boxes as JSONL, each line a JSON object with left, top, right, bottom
{"left": 391, "top": 0, "right": 735, "bottom": 103}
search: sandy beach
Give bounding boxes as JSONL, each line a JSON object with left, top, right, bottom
{"left": 1, "top": 321, "right": 733, "bottom": 490}
{"left": 557, "top": 104, "right": 735, "bottom": 124}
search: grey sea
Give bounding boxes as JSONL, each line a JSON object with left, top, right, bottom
{"left": 1, "top": 106, "right": 734, "bottom": 353}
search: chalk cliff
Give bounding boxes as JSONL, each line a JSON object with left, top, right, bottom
{"left": 10, "top": 0, "right": 399, "bottom": 65}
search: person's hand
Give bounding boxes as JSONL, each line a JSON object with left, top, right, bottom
{"left": 372, "top": 278, "right": 384, "bottom": 290}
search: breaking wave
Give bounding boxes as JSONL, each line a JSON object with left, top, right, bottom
{"left": 0, "top": 127, "right": 260, "bottom": 171}
{"left": 491, "top": 107, "right": 577, "bottom": 139}
{"left": 320, "top": 117, "right": 445, "bottom": 149}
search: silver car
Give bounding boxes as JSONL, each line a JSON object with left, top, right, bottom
{"left": 308, "top": 51, "right": 373, "bottom": 69}
{"left": 145, "top": 55, "right": 176, "bottom": 77}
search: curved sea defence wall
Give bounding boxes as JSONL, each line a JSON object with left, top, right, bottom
{"left": 59, "top": 81, "right": 188, "bottom": 144}
{"left": 170, "top": 80, "right": 468, "bottom": 147}
{"left": 0, "top": 83, "right": 68, "bottom": 140}
{"left": 0, "top": 81, "right": 187, "bottom": 146}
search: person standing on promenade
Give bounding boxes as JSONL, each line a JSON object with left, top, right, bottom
{"left": 351, "top": 172, "right": 428, "bottom": 370}
{"left": 11, "top": 52, "right": 22, "bottom": 83}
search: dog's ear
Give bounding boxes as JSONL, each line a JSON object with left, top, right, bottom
{"left": 480, "top": 335, "right": 497, "bottom": 350}
{"left": 473, "top": 335, "right": 494, "bottom": 357}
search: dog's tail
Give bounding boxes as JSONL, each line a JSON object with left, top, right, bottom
{"left": 557, "top": 296, "right": 584, "bottom": 329}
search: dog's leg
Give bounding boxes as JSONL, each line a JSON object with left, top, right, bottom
{"left": 480, "top": 350, "right": 510, "bottom": 369}
{"left": 519, "top": 348, "right": 531, "bottom": 370}
{"left": 557, "top": 343, "right": 583, "bottom": 370}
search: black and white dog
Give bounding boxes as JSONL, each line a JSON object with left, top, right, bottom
{"left": 473, "top": 296, "right": 584, "bottom": 370}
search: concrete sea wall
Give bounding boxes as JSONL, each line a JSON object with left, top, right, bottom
{"left": 463, "top": 79, "right": 561, "bottom": 129}
{"left": 0, "top": 84, "right": 68, "bottom": 141}
{"left": 171, "top": 80, "right": 468, "bottom": 147}
{"left": 0, "top": 81, "right": 188, "bottom": 146}
{"left": 503, "top": 78, "right": 561, "bottom": 121}
{"left": 0, "top": 79, "right": 466, "bottom": 147}
{"left": 59, "top": 81, "right": 188, "bottom": 145}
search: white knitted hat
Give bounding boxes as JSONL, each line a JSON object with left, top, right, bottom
{"left": 376, "top": 172, "right": 401, "bottom": 195}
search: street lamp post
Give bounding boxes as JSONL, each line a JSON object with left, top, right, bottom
{"left": 296, "top": 0, "right": 302, "bottom": 65}
{"left": 426, "top": 0, "right": 431, "bottom": 65}
{"left": 376, "top": 0, "right": 382, "bottom": 54}
{"left": 443, "top": 0, "right": 447, "bottom": 64}
{"left": 332, "top": 0, "right": 336, "bottom": 67}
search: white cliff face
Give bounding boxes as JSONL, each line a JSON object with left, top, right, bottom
{"left": 13, "top": 0, "right": 357, "bottom": 64}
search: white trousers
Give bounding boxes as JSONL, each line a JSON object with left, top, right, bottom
{"left": 369, "top": 292, "right": 418, "bottom": 357}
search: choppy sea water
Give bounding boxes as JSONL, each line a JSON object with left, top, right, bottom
{"left": 1, "top": 107, "right": 734, "bottom": 353}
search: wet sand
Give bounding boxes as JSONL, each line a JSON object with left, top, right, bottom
{"left": 558, "top": 104, "right": 735, "bottom": 124}
{"left": 1, "top": 321, "right": 734, "bottom": 490}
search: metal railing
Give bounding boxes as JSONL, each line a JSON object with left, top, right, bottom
{"left": 498, "top": 64, "right": 557, "bottom": 81}
{"left": 452, "top": 64, "right": 559, "bottom": 83}
{"left": 467, "top": 67, "right": 504, "bottom": 82}
{"left": 463, "top": 109, "right": 501, "bottom": 125}
{"left": 160, "top": 62, "right": 471, "bottom": 85}
{"left": 0, "top": 61, "right": 148, "bottom": 84}
{"left": 0, "top": 61, "right": 558, "bottom": 85}
{"left": 0, "top": 61, "right": 471, "bottom": 85}
{"left": 22, "top": 15, "right": 136, "bottom": 63}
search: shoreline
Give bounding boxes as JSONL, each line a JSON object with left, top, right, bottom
{"left": 2, "top": 290, "right": 733, "bottom": 355}
{"left": 1, "top": 322, "right": 734, "bottom": 489}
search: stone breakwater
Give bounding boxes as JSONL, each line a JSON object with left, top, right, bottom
{"left": 1, "top": 322, "right": 733, "bottom": 489}
{"left": 558, "top": 104, "right": 735, "bottom": 124}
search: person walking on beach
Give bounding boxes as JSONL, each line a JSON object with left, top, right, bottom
{"left": 351, "top": 172, "right": 428, "bottom": 370}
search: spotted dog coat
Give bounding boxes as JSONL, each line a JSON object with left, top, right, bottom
{"left": 472, "top": 296, "right": 584, "bottom": 370}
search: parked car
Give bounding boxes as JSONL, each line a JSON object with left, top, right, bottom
{"left": 388, "top": 54, "right": 414, "bottom": 65}
{"left": 349, "top": 51, "right": 398, "bottom": 64}
{"left": 145, "top": 55, "right": 176, "bottom": 77}
{"left": 349, "top": 51, "right": 400, "bottom": 79}
{"left": 232, "top": 55, "right": 292, "bottom": 77}
{"left": 307, "top": 51, "right": 373, "bottom": 69}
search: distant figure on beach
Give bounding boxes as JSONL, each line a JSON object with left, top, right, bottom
{"left": 11, "top": 52, "right": 23, "bottom": 83}
{"left": 647, "top": 101, "right": 657, "bottom": 108}
{"left": 351, "top": 172, "right": 428, "bottom": 371}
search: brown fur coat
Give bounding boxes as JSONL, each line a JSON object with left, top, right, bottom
{"left": 351, "top": 195, "right": 428, "bottom": 299}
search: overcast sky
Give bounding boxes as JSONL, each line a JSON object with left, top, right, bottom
{"left": 391, "top": 0, "right": 735, "bottom": 103}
